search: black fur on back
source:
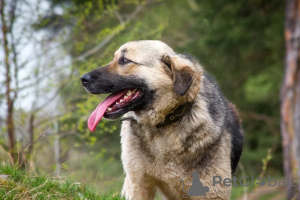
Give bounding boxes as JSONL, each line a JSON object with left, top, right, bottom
{"left": 224, "top": 102, "right": 244, "bottom": 174}
{"left": 202, "top": 73, "right": 244, "bottom": 174}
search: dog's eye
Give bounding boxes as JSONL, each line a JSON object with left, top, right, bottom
{"left": 119, "top": 57, "right": 131, "bottom": 65}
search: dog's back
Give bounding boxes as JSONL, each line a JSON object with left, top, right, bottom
{"left": 201, "top": 73, "right": 243, "bottom": 174}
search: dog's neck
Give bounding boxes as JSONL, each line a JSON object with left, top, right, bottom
{"left": 120, "top": 102, "right": 193, "bottom": 128}
{"left": 155, "top": 102, "right": 193, "bottom": 128}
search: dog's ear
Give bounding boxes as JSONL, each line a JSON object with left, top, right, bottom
{"left": 161, "top": 55, "right": 195, "bottom": 96}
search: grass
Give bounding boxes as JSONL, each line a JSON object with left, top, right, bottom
{"left": 0, "top": 164, "right": 124, "bottom": 200}
{"left": 0, "top": 163, "right": 287, "bottom": 200}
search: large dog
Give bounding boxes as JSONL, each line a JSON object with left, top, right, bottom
{"left": 81, "top": 40, "right": 243, "bottom": 200}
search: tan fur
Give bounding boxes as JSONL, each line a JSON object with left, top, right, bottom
{"left": 106, "top": 41, "right": 233, "bottom": 199}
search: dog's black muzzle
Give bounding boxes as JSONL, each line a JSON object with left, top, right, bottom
{"left": 81, "top": 65, "right": 151, "bottom": 96}
{"left": 81, "top": 65, "right": 155, "bottom": 117}
{"left": 81, "top": 65, "right": 116, "bottom": 94}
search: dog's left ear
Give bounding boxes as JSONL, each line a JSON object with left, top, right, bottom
{"left": 161, "top": 55, "right": 195, "bottom": 96}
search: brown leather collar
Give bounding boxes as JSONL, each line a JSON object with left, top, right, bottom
{"left": 155, "top": 102, "right": 193, "bottom": 128}
{"left": 120, "top": 102, "right": 193, "bottom": 128}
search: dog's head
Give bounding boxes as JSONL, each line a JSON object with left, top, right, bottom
{"left": 81, "top": 40, "right": 202, "bottom": 131}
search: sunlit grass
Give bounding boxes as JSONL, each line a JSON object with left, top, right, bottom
{"left": 0, "top": 164, "right": 124, "bottom": 200}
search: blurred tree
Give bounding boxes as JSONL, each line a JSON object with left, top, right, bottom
{"left": 0, "top": 0, "right": 71, "bottom": 168}
{"left": 0, "top": 0, "right": 17, "bottom": 165}
{"left": 281, "top": 0, "right": 300, "bottom": 199}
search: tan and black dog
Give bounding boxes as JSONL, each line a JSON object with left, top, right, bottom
{"left": 81, "top": 40, "right": 243, "bottom": 200}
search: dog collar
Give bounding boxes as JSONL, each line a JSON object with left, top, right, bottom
{"left": 156, "top": 102, "right": 193, "bottom": 128}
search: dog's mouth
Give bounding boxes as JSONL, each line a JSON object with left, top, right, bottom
{"left": 88, "top": 88, "right": 143, "bottom": 132}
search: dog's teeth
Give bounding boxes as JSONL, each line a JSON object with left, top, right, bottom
{"left": 107, "top": 107, "right": 112, "bottom": 111}
{"left": 120, "top": 99, "right": 124, "bottom": 103}
{"left": 116, "top": 102, "right": 119, "bottom": 105}
{"left": 127, "top": 90, "right": 132, "bottom": 95}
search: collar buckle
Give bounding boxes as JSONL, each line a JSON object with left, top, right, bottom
{"left": 156, "top": 102, "right": 193, "bottom": 128}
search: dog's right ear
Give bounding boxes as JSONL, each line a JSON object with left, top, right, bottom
{"left": 161, "top": 55, "right": 195, "bottom": 96}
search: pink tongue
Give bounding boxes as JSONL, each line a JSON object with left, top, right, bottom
{"left": 88, "top": 90, "right": 128, "bottom": 132}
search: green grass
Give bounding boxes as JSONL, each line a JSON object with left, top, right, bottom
{"left": 0, "top": 164, "right": 286, "bottom": 200}
{"left": 0, "top": 164, "right": 124, "bottom": 200}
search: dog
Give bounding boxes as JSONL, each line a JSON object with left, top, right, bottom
{"left": 81, "top": 40, "right": 243, "bottom": 200}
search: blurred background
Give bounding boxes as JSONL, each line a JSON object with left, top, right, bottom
{"left": 0, "top": 0, "right": 288, "bottom": 199}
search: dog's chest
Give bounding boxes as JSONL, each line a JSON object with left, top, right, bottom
{"left": 127, "top": 122, "right": 189, "bottom": 165}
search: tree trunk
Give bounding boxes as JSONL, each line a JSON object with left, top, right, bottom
{"left": 54, "top": 122, "right": 60, "bottom": 177}
{"left": 281, "top": 0, "right": 300, "bottom": 199}
{"left": 0, "top": 0, "right": 17, "bottom": 164}
{"left": 27, "top": 113, "right": 35, "bottom": 155}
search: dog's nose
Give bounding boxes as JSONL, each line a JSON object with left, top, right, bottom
{"left": 81, "top": 73, "right": 91, "bottom": 85}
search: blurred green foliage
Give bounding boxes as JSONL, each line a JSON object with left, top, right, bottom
{"left": 34, "top": 0, "right": 284, "bottom": 195}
